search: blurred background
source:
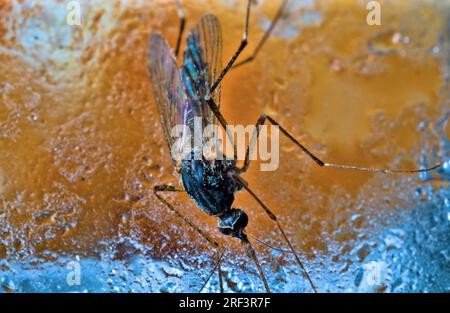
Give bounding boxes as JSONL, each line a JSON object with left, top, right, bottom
{"left": 0, "top": 0, "right": 449, "bottom": 292}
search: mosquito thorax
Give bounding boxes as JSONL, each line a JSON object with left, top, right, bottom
{"left": 180, "top": 156, "right": 242, "bottom": 216}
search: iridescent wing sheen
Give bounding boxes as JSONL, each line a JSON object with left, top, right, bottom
{"left": 148, "top": 33, "right": 192, "bottom": 166}
{"left": 181, "top": 14, "right": 222, "bottom": 129}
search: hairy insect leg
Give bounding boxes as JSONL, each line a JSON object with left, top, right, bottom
{"left": 241, "top": 236, "right": 271, "bottom": 293}
{"left": 209, "top": 0, "right": 252, "bottom": 94}
{"left": 154, "top": 184, "right": 224, "bottom": 293}
{"left": 200, "top": 249, "right": 225, "bottom": 293}
{"left": 232, "top": 175, "right": 318, "bottom": 293}
{"left": 206, "top": 97, "right": 237, "bottom": 161}
{"left": 232, "top": 0, "right": 288, "bottom": 69}
{"left": 154, "top": 184, "right": 184, "bottom": 192}
{"left": 174, "top": 0, "right": 186, "bottom": 58}
{"left": 210, "top": 0, "right": 288, "bottom": 93}
{"left": 239, "top": 114, "right": 442, "bottom": 173}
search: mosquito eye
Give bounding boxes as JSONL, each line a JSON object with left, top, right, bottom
{"left": 234, "top": 210, "right": 248, "bottom": 230}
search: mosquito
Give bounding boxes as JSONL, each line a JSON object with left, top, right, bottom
{"left": 147, "top": 0, "right": 441, "bottom": 293}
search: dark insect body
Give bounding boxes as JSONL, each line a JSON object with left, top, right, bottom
{"left": 147, "top": 0, "right": 441, "bottom": 293}
{"left": 181, "top": 157, "right": 240, "bottom": 218}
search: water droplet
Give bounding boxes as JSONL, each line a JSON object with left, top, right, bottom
{"left": 367, "top": 31, "right": 401, "bottom": 55}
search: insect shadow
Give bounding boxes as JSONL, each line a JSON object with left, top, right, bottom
{"left": 147, "top": 0, "right": 441, "bottom": 293}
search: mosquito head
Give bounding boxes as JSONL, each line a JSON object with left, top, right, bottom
{"left": 218, "top": 208, "right": 248, "bottom": 239}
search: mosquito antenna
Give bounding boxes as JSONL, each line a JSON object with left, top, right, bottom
{"left": 241, "top": 235, "right": 271, "bottom": 293}
{"left": 199, "top": 249, "right": 225, "bottom": 293}
{"left": 248, "top": 233, "right": 293, "bottom": 254}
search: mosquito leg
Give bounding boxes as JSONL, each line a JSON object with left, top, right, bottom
{"left": 154, "top": 184, "right": 184, "bottom": 192}
{"left": 239, "top": 114, "right": 321, "bottom": 172}
{"left": 206, "top": 97, "right": 237, "bottom": 161}
{"left": 174, "top": 0, "right": 186, "bottom": 58}
{"left": 154, "top": 184, "right": 224, "bottom": 292}
{"left": 231, "top": 175, "right": 317, "bottom": 293}
{"left": 218, "top": 258, "right": 224, "bottom": 293}
{"left": 200, "top": 249, "right": 225, "bottom": 293}
{"left": 209, "top": 0, "right": 252, "bottom": 94}
{"left": 241, "top": 235, "right": 271, "bottom": 293}
{"left": 239, "top": 114, "right": 442, "bottom": 173}
{"left": 232, "top": 0, "right": 288, "bottom": 69}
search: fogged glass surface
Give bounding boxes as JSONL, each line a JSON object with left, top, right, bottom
{"left": 0, "top": 0, "right": 449, "bottom": 292}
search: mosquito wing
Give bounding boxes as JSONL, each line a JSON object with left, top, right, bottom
{"left": 148, "top": 33, "right": 193, "bottom": 167}
{"left": 181, "top": 14, "right": 222, "bottom": 129}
